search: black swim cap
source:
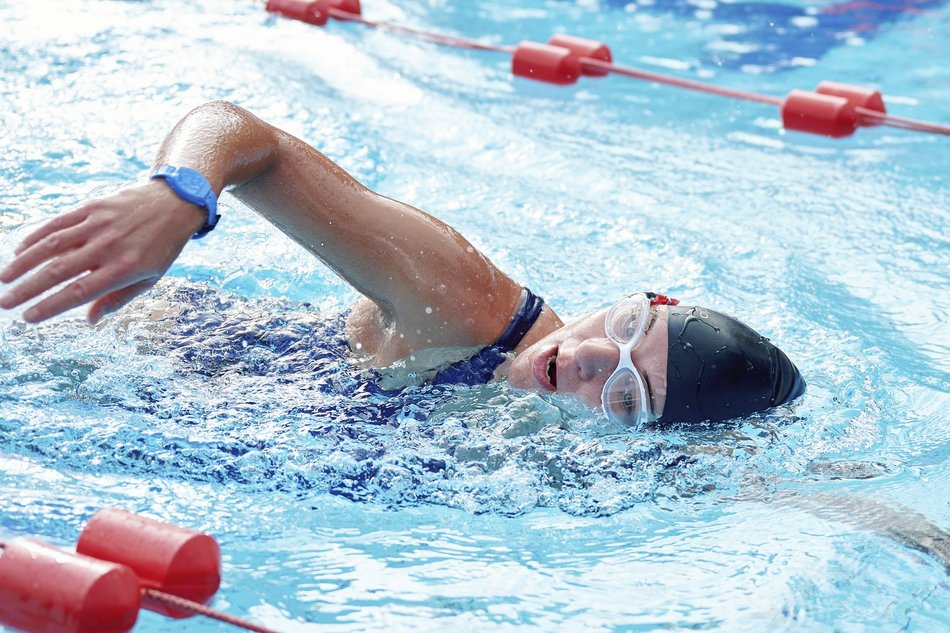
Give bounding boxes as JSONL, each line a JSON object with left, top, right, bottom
{"left": 661, "top": 305, "right": 805, "bottom": 424}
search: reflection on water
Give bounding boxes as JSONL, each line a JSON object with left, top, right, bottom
{"left": 598, "top": 0, "right": 949, "bottom": 72}
{"left": 1, "top": 0, "right": 948, "bottom": 631}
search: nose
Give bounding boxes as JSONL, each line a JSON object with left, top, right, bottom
{"left": 572, "top": 338, "right": 619, "bottom": 382}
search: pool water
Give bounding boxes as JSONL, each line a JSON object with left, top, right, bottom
{"left": 1, "top": 0, "right": 948, "bottom": 630}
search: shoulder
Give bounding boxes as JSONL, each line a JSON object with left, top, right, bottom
{"left": 345, "top": 296, "right": 392, "bottom": 361}
{"left": 346, "top": 290, "right": 564, "bottom": 367}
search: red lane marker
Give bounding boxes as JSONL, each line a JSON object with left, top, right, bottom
{"left": 77, "top": 508, "right": 222, "bottom": 619}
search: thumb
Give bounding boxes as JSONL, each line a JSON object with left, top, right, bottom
{"left": 87, "top": 278, "right": 158, "bottom": 324}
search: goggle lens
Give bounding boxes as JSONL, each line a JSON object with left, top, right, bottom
{"left": 602, "top": 368, "right": 649, "bottom": 427}
{"left": 604, "top": 295, "right": 650, "bottom": 345}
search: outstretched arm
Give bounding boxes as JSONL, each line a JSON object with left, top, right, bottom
{"left": 0, "top": 101, "right": 524, "bottom": 351}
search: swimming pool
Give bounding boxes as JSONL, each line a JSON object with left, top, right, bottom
{"left": 1, "top": 0, "right": 948, "bottom": 630}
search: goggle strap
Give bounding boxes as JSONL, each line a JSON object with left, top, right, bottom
{"left": 645, "top": 292, "right": 680, "bottom": 306}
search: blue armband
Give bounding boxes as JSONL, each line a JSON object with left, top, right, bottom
{"left": 150, "top": 165, "right": 220, "bottom": 239}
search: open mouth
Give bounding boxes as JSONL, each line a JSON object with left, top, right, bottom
{"left": 532, "top": 346, "right": 558, "bottom": 392}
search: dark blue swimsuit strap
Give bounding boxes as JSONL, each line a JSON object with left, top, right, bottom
{"left": 431, "top": 287, "right": 546, "bottom": 386}
{"left": 492, "top": 287, "right": 545, "bottom": 352}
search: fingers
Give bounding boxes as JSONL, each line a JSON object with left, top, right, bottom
{"left": 19, "top": 267, "right": 142, "bottom": 324}
{"left": 0, "top": 245, "right": 105, "bottom": 312}
{"left": 1, "top": 185, "right": 190, "bottom": 323}
{"left": 87, "top": 279, "right": 157, "bottom": 324}
{"left": 1, "top": 223, "right": 90, "bottom": 284}
{"left": 12, "top": 205, "right": 91, "bottom": 257}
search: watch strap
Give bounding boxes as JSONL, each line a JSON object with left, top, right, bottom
{"left": 150, "top": 165, "right": 220, "bottom": 239}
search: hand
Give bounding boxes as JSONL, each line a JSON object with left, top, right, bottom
{"left": 0, "top": 180, "right": 207, "bottom": 324}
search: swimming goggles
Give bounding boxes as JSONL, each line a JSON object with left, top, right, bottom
{"left": 600, "top": 292, "right": 678, "bottom": 429}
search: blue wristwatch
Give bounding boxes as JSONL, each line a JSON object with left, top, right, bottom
{"left": 150, "top": 165, "right": 220, "bottom": 239}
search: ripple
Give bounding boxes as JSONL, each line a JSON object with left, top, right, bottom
{"left": 1, "top": 1, "right": 948, "bottom": 630}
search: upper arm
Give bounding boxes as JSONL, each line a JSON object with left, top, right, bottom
{"left": 230, "top": 121, "right": 523, "bottom": 352}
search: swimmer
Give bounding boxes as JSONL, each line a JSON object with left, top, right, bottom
{"left": 0, "top": 101, "right": 804, "bottom": 426}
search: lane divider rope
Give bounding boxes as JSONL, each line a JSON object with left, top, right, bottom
{"left": 143, "top": 588, "right": 280, "bottom": 633}
{"left": 0, "top": 510, "right": 282, "bottom": 633}
{"left": 267, "top": 0, "right": 950, "bottom": 138}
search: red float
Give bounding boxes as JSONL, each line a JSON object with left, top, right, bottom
{"left": 548, "top": 34, "right": 612, "bottom": 76}
{"left": 267, "top": 0, "right": 361, "bottom": 26}
{"left": 265, "top": 0, "right": 328, "bottom": 26}
{"left": 781, "top": 89, "right": 859, "bottom": 138}
{"left": 76, "top": 509, "right": 221, "bottom": 619}
{"left": 318, "top": 0, "right": 362, "bottom": 18}
{"left": 816, "top": 81, "right": 886, "bottom": 126}
{"left": 512, "top": 41, "right": 581, "bottom": 85}
{"left": 0, "top": 539, "right": 140, "bottom": 633}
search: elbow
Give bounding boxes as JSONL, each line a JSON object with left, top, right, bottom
{"left": 173, "top": 101, "right": 280, "bottom": 187}
{"left": 194, "top": 99, "right": 247, "bottom": 116}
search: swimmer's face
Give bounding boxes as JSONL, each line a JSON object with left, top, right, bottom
{"left": 507, "top": 305, "right": 670, "bottom": 417}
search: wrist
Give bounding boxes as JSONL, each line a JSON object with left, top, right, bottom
{"left": 150, "top": 165, "right": 220, "bottom": 239}
{"left": 147, "top": 180, "right": 209, "bottom": 237}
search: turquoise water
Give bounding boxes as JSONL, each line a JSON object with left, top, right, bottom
{"left": 1, "top": 0, "right": 948, "bottom": 630}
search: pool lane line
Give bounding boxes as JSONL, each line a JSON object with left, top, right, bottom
{"left": 577, "top": 57, "right": 784, "bottom": 107}
{"left": 267, "top": 0, "right": 950, "bottom": 138}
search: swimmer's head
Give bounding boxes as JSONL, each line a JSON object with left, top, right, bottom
{"left": 506, "top": 299, "right": 804, "bottom": 425}
{"left": 661, "top": 304, "right": 805, "bottom": 424}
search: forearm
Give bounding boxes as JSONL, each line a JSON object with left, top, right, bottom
{"left": 153, "top": 103, "right": 502, "bottom": 330}
{"left": 154, "top": 101, "right": 488, "bottom": 326}
{"left": 230, "top": 134, "right": 522, "bottom": 347}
